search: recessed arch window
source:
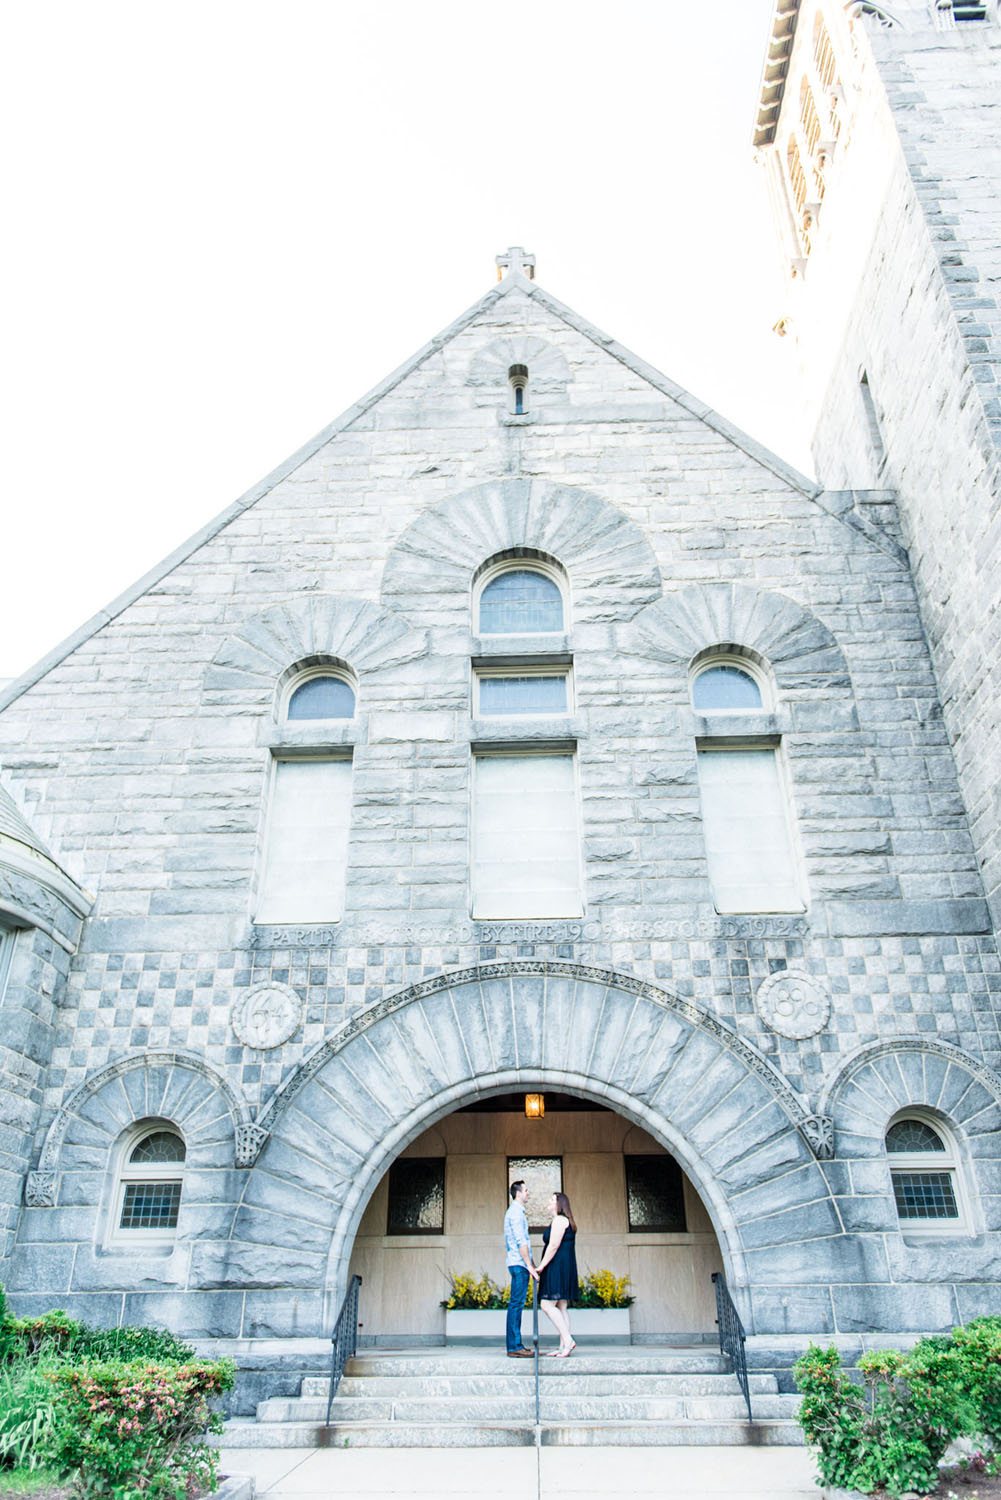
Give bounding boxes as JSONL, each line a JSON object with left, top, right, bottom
{"left": 885, "top": 1114, "right": 964, "bottom": 1229}
{"left": 286, "top": 673, "right": 356, "bottom": 721}
{"left": 691, "top": 661, "right": 765, "bottom": 713}
{"left": 477, "top": 566, "right": 565, "bottom": 636}
{"left": 113, "top": 1125, "right": 186, "bottom": 1243}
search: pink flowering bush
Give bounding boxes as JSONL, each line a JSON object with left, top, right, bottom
{"left": 43, "top": 1358, "right": 235, "bottom": 1500}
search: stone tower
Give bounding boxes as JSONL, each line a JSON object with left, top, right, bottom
{"left": 754, "top": 0, "right": 1001, "bottom": 931}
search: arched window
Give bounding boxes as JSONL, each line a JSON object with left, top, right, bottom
{"left": 286, "top": 673, "right": 355, "bottom": 721}
{"left": 508, "top": 364, "right": 528, "bottom": 415}
{"left": 885, "top": 1115, "right": 963, "bottom": 1228}
{"left": 478, "top": 568, "right": 564, "bottom": 635}
{"left": 114, "top": 1126, "right": 186, "bottom": 1241}
{"left": 691, "top": 662, "right": 765, "bottom": 713}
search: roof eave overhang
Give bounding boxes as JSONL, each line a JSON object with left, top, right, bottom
{"left": 752, "top": 0, "right": 803, "bottom": 149}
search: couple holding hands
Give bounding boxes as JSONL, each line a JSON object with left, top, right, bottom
{"left": 503, "top": 1179, "right": 578, "bottom": 1359}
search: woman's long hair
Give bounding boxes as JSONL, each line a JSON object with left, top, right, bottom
{"left": 554, "top": 1191, "right": 576, "bottom": 1232}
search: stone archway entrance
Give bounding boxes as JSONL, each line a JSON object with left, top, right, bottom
{"left": 236, "top": 963, "right": 834, "bottom": 1339}
{"left": 346, "top": 1086, "right": 726, "bottom": 1343}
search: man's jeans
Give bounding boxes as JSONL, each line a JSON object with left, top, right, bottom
{"left": 507, "top": 1265, "right": 529, "bottom": 1352}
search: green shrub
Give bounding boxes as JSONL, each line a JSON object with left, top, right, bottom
{"left": 7, "top": 1312, "right": 82, "bottom": 1362}
{"left": 794, "top": 1341, "right": 973, "bottom": 1499}
{"left": 42, "top": 1359, "right": 235, "bottom": 1500}
{"left": 952, "top": 1315, "right": 1001, "bottom": 1445}
{"left": 0, "top": 1363, "right": 63, "bottom": 1471}
{"left": 69, "top": 1326, "right": 195, "bottom": 1366}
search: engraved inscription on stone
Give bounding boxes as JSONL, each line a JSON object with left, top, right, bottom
{"left": 755, "top": 969, "right": 831, "bottom": 1040}
{"left": 231, "top": 983, "right": 303, "bottom": 1049}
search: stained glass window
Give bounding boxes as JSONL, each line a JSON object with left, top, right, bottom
{"left": 479, "top": 570, "right": 564, "bottom": 634}
{"left": 287, "top": 676, "right": 355, "bottom": 720}
{"left": 478, "top": 674, "right": 568, "bottom": 716}
{"left": 120, "top": 1181, "right": 182, "bottom": 1231}
{"left": 116, "top": 1128, "right": 185, "bottom": 1238}
{"left": 885, "top": 1117, "right": 962, "bottom": 1227}
{"left": 129, "top": 1131, "right": 186, "bottom": 1164}
{"left": 387, "top": 1157, "right": 445, "bottom": 1235}
{"left": 885, "top": 1120, "right": 945, "bottom": 1154}
{"left": 625, "top": 1155, "right": 687, "bottom": 1232}
{"left": 507, "top": 1156, "right": 563, "bottom": 1231}
{"left": 891, "top": 1171, "right": 958, "bottom": 1221}
{"left": 692, "top": 665, "right": 763, "bottom": 712}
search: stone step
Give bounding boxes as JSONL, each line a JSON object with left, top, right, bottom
{"left": 256, "top": 1393, "right": 801, "bottom": 1424}
{"left": 217, "top": 1417, "right": 804, "bottom": 1449}
{"left": 307, "top": 1371, "right": 780, "bottom": 1399}
{"left": 540, "top": 1420, "right": 805, "bottom": 1448}
{"left": 217, "top": 1420, "right": 535, "bottom": 1449}
{"left": 343, "top": 1352, "right": 728, "bottom": 1378}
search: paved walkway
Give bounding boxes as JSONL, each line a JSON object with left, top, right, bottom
{"left": 218, "top": 1444, "right": 822, "bottom": 1498}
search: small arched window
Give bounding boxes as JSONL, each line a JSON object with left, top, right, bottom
{"left": 885, "top": 1115, "right": 963, "bottom": 1228}
{"left": 509, "top": 364, "right": 528, "bottom": 415}
{"left": 691, "top": 662, "right": 765, "bottom": 712}
{"left": 114, "top": 1126, "right": 186, "bottom": 1241}
{"left": 478, "top": 568, "right": 564, "bottom": 635}
{"left": 286, "top": 673, "right": 356, "bottom": 721}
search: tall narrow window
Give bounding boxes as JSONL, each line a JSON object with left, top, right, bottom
{"left": 256, "top": 757, "right": 353, "bottom": 923}
{"left": 0, "top": 925, "right": 14, "bottom": 1004}
{"left": 696, "top": 746, "right": 804, "bottom": 914}
{"left": 114, "top": 1127, "right": 186, "bottom": 1242}
{"left": 509, "top": 364, "right": 528, "bottom": 415}
{"left": 799, "top": 80, "right": 825, "bottom": 198}
{"left": 478, "top": 569, "right": 564, "bottom": 635}
{"left": 786, "top": 137, "right": 812, "bottom": 255}
{"left": 472, "top": 753, "right": 582, "bottom": 919}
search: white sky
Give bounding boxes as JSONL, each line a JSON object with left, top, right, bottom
{"left": 0, "top": 0, "right": 806, "bottom": 685}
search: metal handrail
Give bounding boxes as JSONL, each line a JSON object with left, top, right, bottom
{"left": 532, "top": 1279, "right": 540, "bottom": 1431}
{"left": 712, "top": 1271, "right": 752, "bottom": 1422}
{"left": 325, "top": 1273, "right": 363, "bottom": 1425}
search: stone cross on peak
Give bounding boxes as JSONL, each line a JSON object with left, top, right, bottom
{"left": 496, "top": 246, "right": 536, "bottom": 281}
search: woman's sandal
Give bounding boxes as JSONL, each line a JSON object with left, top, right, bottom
{"left": 554, "top": 1341, "right": 576, "bottom": 1358}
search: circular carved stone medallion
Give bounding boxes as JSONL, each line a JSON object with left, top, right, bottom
{"left": 231, "top": 983, "right": 304, "bottom": 1050}
{"left": 755, "top": 969, "right": 831, "bottom": 1041}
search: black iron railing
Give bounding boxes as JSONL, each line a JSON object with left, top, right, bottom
{"left": 712, "top": 1271, "right": 752, "bottom": 1422}
{"left": 325, "top": 1274, "right": 362, "bottom": 1425}
{"left": 532, "top": 1281, "right": 540, "bottom": 1430}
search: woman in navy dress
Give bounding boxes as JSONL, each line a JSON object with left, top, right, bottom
{"left": 534, "top": 1191, "right": 579, "bottom": 1357}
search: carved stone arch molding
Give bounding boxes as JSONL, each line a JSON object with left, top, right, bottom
{"left": 380, "top": 478, "right": 661, "bottom": 632}
{"left": 203, "top": 595, "right": 429, "bottom": 702}
{"left": 818, "top": 1037, "right": 1001, "bottom": 1148}
{"left": 617, "top": 582, "right": 852, "bottom": 696}
{"left": 467, "top": 336, "right": 572, "bottom": 392}
{"left": 33, "top": 1051, "right": 254, "bottom": 1200}
{"left": 218, "top": 962, "right": 844, "bottom": 1333}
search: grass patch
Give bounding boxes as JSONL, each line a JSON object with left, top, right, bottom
{"left": 0, "top": 1467, "right": 69, "bottom": 1499}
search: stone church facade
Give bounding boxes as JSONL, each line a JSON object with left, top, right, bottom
{"left": 0, "top": 0, "right": 1000, "bottom": 1383}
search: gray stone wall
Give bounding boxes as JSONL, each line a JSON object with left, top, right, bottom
{"left": 0, "top": 273, "right": 998, "bottom": 1338}
{"left": 770, "top": 0, "right": 1001, "bottom": 933}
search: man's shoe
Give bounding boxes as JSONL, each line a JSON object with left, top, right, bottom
{"left": 507, "top": 1348, "right": 533, "bottom": 1358}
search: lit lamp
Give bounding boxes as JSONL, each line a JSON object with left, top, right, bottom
{"left": 524, "top": 1093, "right": 545, "bottom": 1119}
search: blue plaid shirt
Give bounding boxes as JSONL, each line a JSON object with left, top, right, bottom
{"left": 504, "top": 1200, "right": 531, "bottom": 1270}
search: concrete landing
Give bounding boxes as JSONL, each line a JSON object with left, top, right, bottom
{"left": 217, "top": 1443, "right": 822, "bottom": 1498}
